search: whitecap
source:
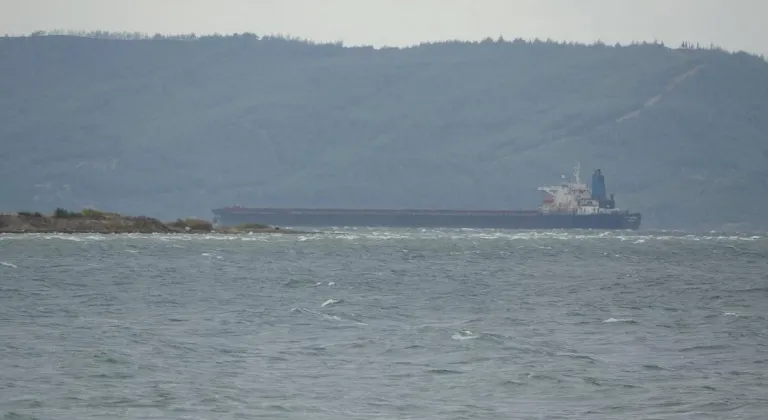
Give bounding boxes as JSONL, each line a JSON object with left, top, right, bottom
{"left": 451, "top": 330, "right": 478, "bottom": 340}
{"left": 321, "top": 298, "right": 340, "bottom": 308}
{"left": 603, "top": 317, "right": 636, "bottom": 323}
{"left": 291, "top": 307, "right": 343, "bottom": 322}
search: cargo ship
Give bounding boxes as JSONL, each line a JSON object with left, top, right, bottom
{"left": 211, "top": 164, "right": 641, "bottom": 230}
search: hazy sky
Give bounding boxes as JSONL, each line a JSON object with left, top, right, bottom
{"left": 2, "top": 0, "right": 766, "bottom": 55}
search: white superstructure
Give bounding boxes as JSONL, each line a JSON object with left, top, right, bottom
{"left": 538, "top": 163, "right": 616, "bottom": 215}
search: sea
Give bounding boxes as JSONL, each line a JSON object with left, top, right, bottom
{"left": 1, "top": 228, "right": 767, "bottom": 419}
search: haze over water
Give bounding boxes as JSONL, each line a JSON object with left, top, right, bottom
{"left": 1, "top": 228, "right": 767, "bottom": 419}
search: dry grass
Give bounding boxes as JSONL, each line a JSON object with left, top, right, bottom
{"left": 169, "top": 218, "right": 214, "bottom": 232}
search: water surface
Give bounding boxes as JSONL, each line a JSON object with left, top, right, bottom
{"left": 1, "top": 229, "right": 767, "bottom": 419}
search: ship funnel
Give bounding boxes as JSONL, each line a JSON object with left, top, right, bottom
{"left": 591, "top": 169, "right": 607, "bottom": 200}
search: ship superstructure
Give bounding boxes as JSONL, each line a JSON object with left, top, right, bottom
{"left": 538, "top": 163, "right": 618, "bottom": 215}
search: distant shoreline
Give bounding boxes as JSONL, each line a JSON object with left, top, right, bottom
{"left": 0, "top": 209, "right": 309, "bottom": 234}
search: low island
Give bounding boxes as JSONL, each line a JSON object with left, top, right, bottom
{"left": 0, "top": 208, "right": 306, "bottom": 234}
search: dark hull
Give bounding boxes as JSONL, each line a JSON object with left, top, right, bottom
{"left": 212, "top": 208, "right": 642, "bottom": 230}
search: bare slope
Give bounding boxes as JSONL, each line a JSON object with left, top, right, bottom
{"left": 1, "top": 34, "right": 767, "bottom": 230}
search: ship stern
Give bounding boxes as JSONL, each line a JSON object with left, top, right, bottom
{"left": 623, "top": 212, "right": 642, "bottom": 230}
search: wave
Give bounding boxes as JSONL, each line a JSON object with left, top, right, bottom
{"left": 1, "top": 229, "right": 764, "bottom": 243}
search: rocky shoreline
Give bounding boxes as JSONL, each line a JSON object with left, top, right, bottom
{"left": 0, "top": 209, "right": 306, "bottom": 234}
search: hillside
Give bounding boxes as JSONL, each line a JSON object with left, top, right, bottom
{"left": 1, "top": 32, "right": 767, "bottom": 231}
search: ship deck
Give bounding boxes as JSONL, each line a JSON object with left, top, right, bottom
{"left": 213, "top": 207, "right": 544, "bottom": 216}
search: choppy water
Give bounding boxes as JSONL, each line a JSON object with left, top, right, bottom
{"left": 1, "top": 228, "right": 767, "bottom": 419}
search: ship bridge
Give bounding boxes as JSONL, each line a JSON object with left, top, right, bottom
{"left": 538, "top": 163, "right": 619, "bottom": 215}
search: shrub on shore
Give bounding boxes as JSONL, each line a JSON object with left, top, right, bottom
{"left": 17, "top": 211, "right": 42, "bottom": 217}
{"left": 53, "top": 207, "right": 82, "bottom": 218}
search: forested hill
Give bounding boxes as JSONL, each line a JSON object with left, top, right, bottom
{"left": 1, "top": 32, "right": 767, "bottom": 231}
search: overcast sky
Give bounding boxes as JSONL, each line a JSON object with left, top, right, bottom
{"left": 2, "top": 0, "right": 766, "bottom": 55}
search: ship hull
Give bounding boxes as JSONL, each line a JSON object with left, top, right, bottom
{"left": 212, "top": 208, "right": 642, "bottom": 230}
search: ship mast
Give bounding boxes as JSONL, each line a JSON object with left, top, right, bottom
{"left": 572, "top": 162, "right": 581, "bottom": 185}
